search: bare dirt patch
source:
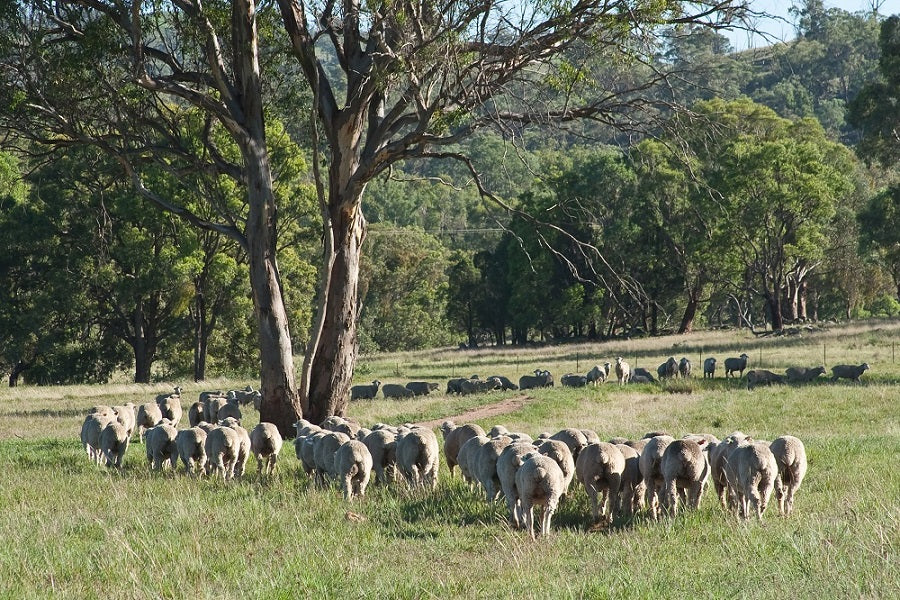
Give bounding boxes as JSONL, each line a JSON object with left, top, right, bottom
{"left": 415, "top": 394, "right": 534, "bottom": 428}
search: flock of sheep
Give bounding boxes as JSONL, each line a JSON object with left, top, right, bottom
{"left": 79, "top": 380, "right": 810, "bottom": 540}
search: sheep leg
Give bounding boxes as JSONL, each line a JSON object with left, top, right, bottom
{"left": 586, "top": 481, "right": 600, "bottom": 523}
{"left": 541, "top": 504, "right": 555, "bottom": 537}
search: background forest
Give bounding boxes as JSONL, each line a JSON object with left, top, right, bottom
{"left": 1, "top": 2, "right": 899, "bottom": 386}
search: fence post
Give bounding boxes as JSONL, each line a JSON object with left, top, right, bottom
{"left": 823, "top": 343, "right": 826, "bottom": 367}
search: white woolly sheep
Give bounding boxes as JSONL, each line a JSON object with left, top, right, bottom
{"left": 660, "top": 438, "right": 710, "bottom": 515}
{"left": 550, "top": 428, "right": 588, "bottom": 462}
{"left": 204, "top": 425, "right": 240, "bottom": 482}
{"left": 769, "top": 435, "right": 807, "bottom": 517}
{"left": 216, "top": 402, "right": 242, "bottom": 423}
{"left": 831, "top": 363, "right": 870, "bottom": 382}
{"left": 473, "top": 435, "right": 514, "bottom": 501}
{"left": 576, "top": 442, "right": 625, "bottom": 525}
{"left": 581, "top": 429, "right": 601, "bottom": 445}
{"left": 99, "top": 420, "right": 130, "bottom": 469}
{"left": 204, "top": 396, "right": 229, "bottom": 423}
{"left": 785, "top": 366, "right": 826, "bottom": 383}
{"left": 298, "top": 431, "right": 327, "bottom": 480}
{"left": 586, "top": 363, "right": 609, "bottom": 385}
{"left": 175, "top": 427, "right": 208, "bottom": 477}
{"left": 154, "top": 386, "right": 182, "bottom": 405}
{"left": 250, "top": 422, "right": 283, "bottom": 477}
{"left": 679, "top": 357, "right": 692, "bottom": 379}
{"left": 613, "top": 443, "right": 644, "bottom": 518}
{"left": 489, "top": 425, "right": 509, "bottom": 438}
{"left": 639, "top": 435, "right": 675, "bottom": 520}
{"left": 440, "top": 421, "right": 487, "bottom": 477}
{"left": 313, "top": 431, "right": 351, "bottom": 486}
{"left": 496, "top": 441, "right": 538, "bottom": 528}
{"left": 516, "top": 453, "right": 565, "bottom": 540}
{"left": 89, "top": 405, "right": 116, "bottom": 419}
{"left": 625, "top": 437, "right": 651, "bottom": 454}
{"left": 350, "top": 380, "right": 381, "bottom": 400}
{"left": 708, "top": 431, "right": 749, "bottom": 510}
{"left": 724, "top": 440, "right": 779, "bottom": 521}
{"left": 614, "top": 357, "right": 631, "bottom": 386}
{"left": 405, "top": 381, "right": 440, "bottom": 396}
{"left": 657, "top": 357, "right": 679, "bottom": 379}
{"left": 220, "top": 417, "right": 251, "bottom": 478}
{"left": 188, "top": 401, "right": 206, "bottom": 428}
{"left": 334, "top": 440, "right": 373, "bottom": 501}
{"left": 518, "top": 369, "right": 554, "bottom": 390}
{"left": 703, "top": 357, "right": 716, "bottom": 378}
{"left": 145, "top": 422, "right": 179, "bottom": 471}
{"left": 746, "top": 369, "right": 785, "bottom": 391}
{"left": 396, "top": 428, "right": 440, "bottom": 491}
{"left": 535, "top": 438, "right": 576, "bottom": 495}
{"left": 456, "top": 435, "right": 490, "bottom": 486}
{"left": 81, "top": 413, "right": 114, "bottom": 465}
{"left": 135, "top": 402, "right": 163, "bottom": 443}
{"left": 112, "top": 403, "right": 136, "bottom": 440}
{"left": 227, "top": 385, "right": 259, "bottom": 406}
{"left": 363, "top": 429, "right": 398, "bottom": 485}
{"left": 156, "top": 394, "right": 182, "bottom": 426}
{"left": 724, "top": 353, "right": 750, "bottom": 378}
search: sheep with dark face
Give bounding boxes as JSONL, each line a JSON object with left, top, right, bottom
{"left": 679, "top": 357, "right": 692, "bottom": 379}
{"left": 405, "top": 381, "right": 440, "bottom": 396}
{"left": 746, "top": 369, "right": 785, "bottom": 390}
{"left": 703, "top": 357, "right": 717, "bottom": 379}
{"left": 487, "top": 375, "right": 519, "bottom": 390}
{"left": 382, "top": 383, "right": 415, "bottom": 399}
{"left": 785, "top": 366, "right": 826, "bottom": 383}
{"left": 350, "top": 380, "right": 381, "bottom": 400}
{"left": 519, "top": 369, "right": 554, "bottom": 390}
{"left": 724, "top": 353, "right": 750, "bottom": 378}
{"left": 460, "top": 378, "right": 502, "bottom": 395}
{"left": 831, "top": 363, "right": 870, "bottom": 382}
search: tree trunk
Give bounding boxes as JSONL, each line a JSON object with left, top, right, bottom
{"left": 798, "top": 280, "right": 808, "bottom": 321}
{"left": 766, "top": 291, "right": 784, "bottom": 331}
{"left": 9, "top": 360, "right": 29, "bottom": 387}
{"left": 678, "top": 284, "right": 702, "bottom": 334}
{"left": 783, "top": 280, "right": 798, "bottom": 322}
{"left": 193, "top": 289, "right": 208, "bottom": 382}
{"left": 133, "top": 303, "right": 152, "bottom": 383}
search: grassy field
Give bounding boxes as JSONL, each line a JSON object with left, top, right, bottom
{"left": 0, "top": 322, "right": 897, "bottom": 598}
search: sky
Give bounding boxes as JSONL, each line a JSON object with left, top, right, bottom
{"left": 724, "top": 0, "right": 900, "bottom": 49}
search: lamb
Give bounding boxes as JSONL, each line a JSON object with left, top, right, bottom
{"left": 313, "top": 431, "right": 351, "bottom": 486}
{"left": 679, "top": 357, "right": 692, "bottom": 379}
{"left": 135, "top": 402, "right": 163, "bottom": 443}
{"left": 586, "top": 363, "right": 610, "bottom": 385}
{"left": 460, "top": 377, "right": 502, "bottom": 395}
{"left": 549, "top": 428, "right": 588, "bottom": 462}
{"left": 473, "top": 435, "right": 513, "bottom": 501}
{"left": 204, "top": 425, "right": 241, "bottom": 482}
{"left": 334, "top": 440, "right": 373, "bottom": 501}
{"left": 632, "top": 367, "right": 657, "bottom": 382}
{"left": 657, "top": 357, "right": 679, "bottom": 379}
{"left": 250, "top": 422, "right": 284, "bottom": 477}
{"left": 405, "top": 381, "right": 440, "bottom": 396}
{"left": 535, "top": 438, "right": 576, "bottom": 495}
{"left": 363, "top": 429, "right": 398, "bottom": 485}
{"left": 639, "top": 435, "right": 675, "bottom": 520}
{"left": 156, "top": 394, "right": 183, "bottom": 426}
{"left": 785, "top": 366, "right": 826, "bottom": 383}
{"left": 396, "top": 427, "right": 440, "bottom": 491}
{"left": 350, "top": 380, "right": 382, "bottom": 400}
{"left": 440, "top": 421, "right": 487, "bottom": 477}
{"left": 724, "top": 353, "right": 750, "bottom": 378}
{"left": 496, "top": 441, "right": 538, "bottom": 528}
{"left": 382, "top": 383, "right": 415, "bottom": 399}
{"left": 708, "top": 431, "right": 749, "bottom": 510}
{"left": 724, "top": 440, "right": 779, "bottom": 520}
{"left": 145, "top": 422, "right": 179, "bottom": 471}
{"left": 660, "top": 438, "right": 710, "bottom": 515}
{"left": 614, "top": 444, "right": 644, "bottom": 517}
{"left": 703, "top": 357, "right": 717, "bottom": 379}
{"left": 487, "top": 375, "right": 519, "bottom": 391}
{"left": 830, "top": 363, "right": 870, "bottom": 382}
{"left": 188, "top": 401, "right": 206, "bottom": 427}
{"left": 518, "top": 369, "right": 554, "bottom": 390}
{"left": 216, "top": 402, "right": 242, "bottom": 423}
{"left": 614, "top": 357, "right": 631, "bottom": 386}
{"left": 746, "top": 369, "right": 785, "bottom": 391}
{"left": 112, "top": 403, "right": 136, "bottom": 439}
{"left": 99, "top": 420, "right": 130, "bottom": 469}
{"left": 220, "top": 417, "right": 251, "bottom": 478}
{"left": 175, "top": 427, "right": 208, "bottom": 477}
{"left": 456, "top": 434, "right": 490, "bottom": 486}
{"left": 516, "top": 453, "right": 565, "bottom": 540}
{"left": 576, "top": 442, "right": 625, "bottom": 525}
{"left": 560, "top": 373, "right": 588, "bottom": 387}
{"left": 769, "top": 435, "right": 808, "bottom": 517}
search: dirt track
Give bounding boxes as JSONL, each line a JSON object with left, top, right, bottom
{"left": 415, "top": 394, "right": 533, "bottom": 428}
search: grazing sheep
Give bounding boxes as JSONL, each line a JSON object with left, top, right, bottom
{"left": 785, "top": 366, "right": 826, "bottom": 383}
{"left": 517, "top": 453, "right": 565, "bottom": 540}
{"left": 99, "top": 420, "right": 130, "bottom": 469}
{"left": 204, "top": 396, "right": 229, "bottom": 423}
{"left": 227, "top": 385, "right": 259, "bottom": 406}
{"left": 313, "top": 431, "right": 351, "bottom": 487}
{"left": 363, "top": 429, "right": 398, "bottom": 485}
{"left": 561, "top": 373, "right": 588, "bottom": 388}
{"left": 135, "top": 402, "right": 163, "bottom": 443}
{"left": 446, "top": 378, "right": 469, "bottom": 394}
{"left": 81, "top": 414, "right": 114, "bottom": 464}
{"left": 769, "top": 435, "right": 808, "bottom": 517}
{"left": 708, "top": 431, "right": 749, "bottom": 511}
{"left": 581, "top": 430, "right": 601, "bottom": 445}
{"left": 487, "top": 375, "right": 519, "bottom": 391}
{"left": 216, "top": 402, "right": 242, "bottom": 423}
{"left": 576, "top": 442, "right": 625, "bottom": 525}
{"left": 586, "top": 363, "right": 610, "bottom": 385}
{"left": 614, "top": 357, "right": 631, "bottom": 386}
{"left": 382, "top": 383, "right": 415, "bottom": 399}
{"left": 298, "top": 431, "right": 326, "bottom": 480}
{"left": 535, "top": 438, "right": 576, "bottom": 495}
{"left": 220, "top": 418, "right": 251, "bottom": 478}
{"left": 497, "top": 441, "right": 540, "bottom": 528}
{"left": 175, "top": 427, "right": 208, "bottom": 477}
{"left": 632, "top": 367, "right": 657, "bottom": 383}
{"left": 724, "top": 440, "right": 779, "bottom": 521}
{"left": 614, "top": 443, "right": 644, "bottom": 517}
{"left": 188, "top": 401, "right": 206, "bottom": 428}
{"left": 205, "top": 425, "right": 240, "bottom": 482}
{"left": 679, "top": 357, "right": 692, "bottom": 379}
{"left": 460, "top": 377, "right": 502, "bottom": 395}
{"left": 440, "top": 421, "right": 487, "bottom": 477}
{"left": 660, "top": 439, "right": 710, "bottom": 515}
{"left": 334, "top": 440, "right": 373, "bottom": 501}
{"left": 519, "top": 369, "right": 554, "bottom": 390}
{"left": 405, "top": 381, "right": 440, "bottom": 396}
{"left": 396, "top": 428, "right": 440, "bottom": 491}
{"left": 830, "top": 363, "right": 870, "bottom": 382}
{"left": 456, "top": 435, "right": 490, "bottom": 486}
{"left": 550, "top": 428, "right": 589, "bottom": 463}
{"left": 474, "top": 435, "right": 514, "bottom": 501}
{"left": 320, "top": 415, "right": 360, "bottom": 438}
{"left": 657, "top": 357, "right": 679, "bottom": 379}
{"left": 250, "top": 422, "right": 284, "bottom": 477}
{"left": 145, "top": 422, "right": 179, "bottom": 471}
{"left": 746, "top": 369, "right": 785, "bottom": 391}
{"left": 489, "top": 425, "right": 510, "bottom": 437}
{"left": 703, "top": 357, "right": 717, "bottom": 379}
{"left": 639, "top": 435, "right": 675, "bottom": 520}
{"left": 350, "top": 380, "right": 381, "bottom": 400}
{"left": 724, "top": 353, "right": 750, "bottom": 378}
